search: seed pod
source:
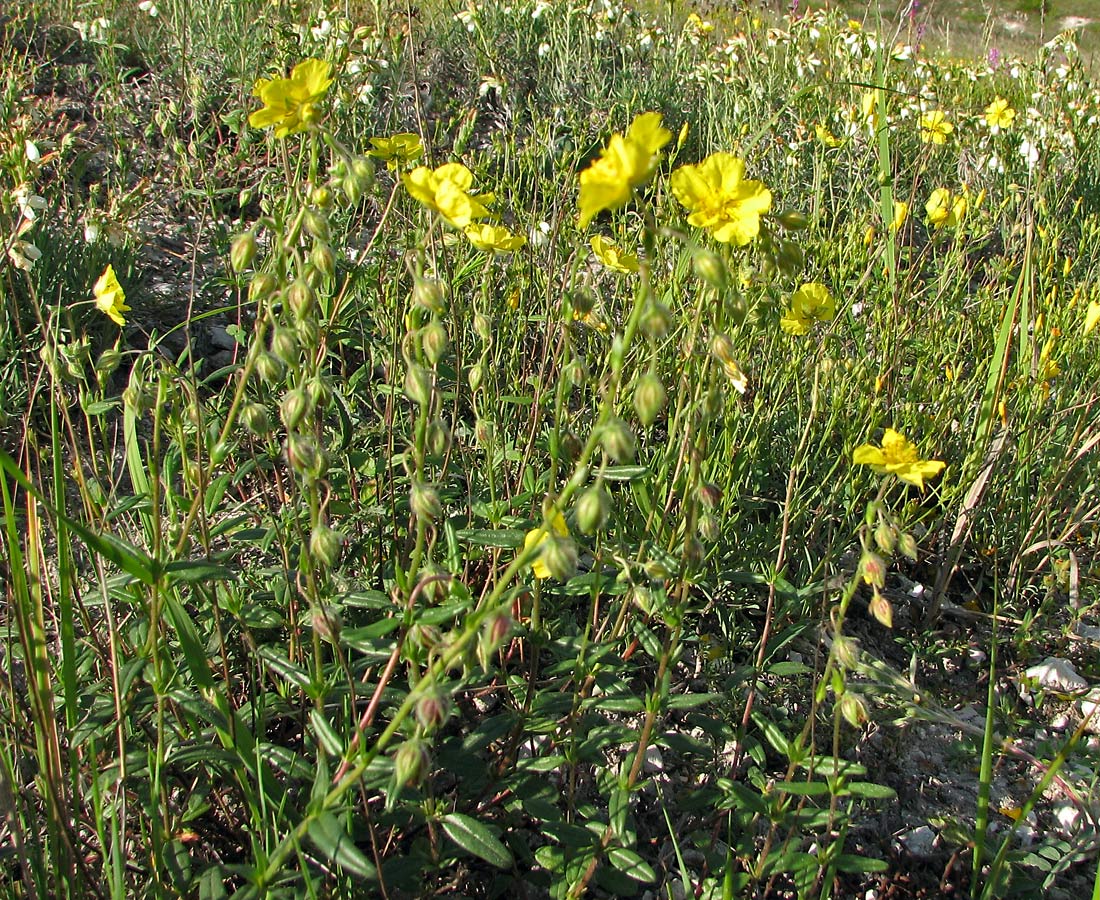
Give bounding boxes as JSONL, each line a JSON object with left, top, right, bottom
{"left": 270, "top": 327, "right": 299, "bottom": 366}
{"left": 575, "top": 485, "right": 610, "bottom": 534}
{"left": 302, "top": 208, "right": 329, "bottom": 241}
{"left": 231, "top": 232, "right": 258, "bottom": 272}
{"left": 859, "top": 550, "right": 886, "bottom": 588}
{"left": 897, "top": 532, "right": 919, "bottom": 562}
{"left": 351, "top": 157, "right": 375, "bottom": 191}
{"left": 874, "top": 521, "right": 898, "bottom": 555}
{"left": 306, "top": 376, "right": 332, "bottom": 410}
{"left": 641, "top": 301, "right": 672, "bottom": 339}
{"left": 633, "top": 372, "right": 667, "bottom": 427}
{"left": 413, "top": 278, "right": 447, "bottom": 314}
{"left": 393, "top": 738, "right": 430, "bottom": 786}
{"left": 312, "top": 605, "right": 342, "bottom": 643}
{"left": 467, "top": 362, "right": 484, "bottom": 393}
{"left": 415, "top": 688, "right": 451, "bottom": 731}
{"left": 838, "top": 692, "right": 869, "bottom": 727}
{"left": 255, "top": 351, "right": 286, "bottom": 384}
{"left": 831, "top": 635, "right": 861, "bottom": 670}
{"left": 311, "top": 185, "right": 333, "bottom": 208}
{"left": 776, "top": 209, "right": 810, "bottom": 230}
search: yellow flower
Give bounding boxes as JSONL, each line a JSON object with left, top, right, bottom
{"left": 670, "top": 152, "right": 772, "bottom": 245}
{"left": 779, "top": 282, "right": 835, "bottom": 335}
{"left": 93, "top": 264, "right": 129, "bottom": 326}
{"left": 925, "top": 187, "right": 967, "bottom": 229}
{"left": 523, "top": 509, "right": 569, "bottom": 579}
{"left": 590, "top": 235, "right": 639, "bottom": 273}
{"left": 984, "top": 98, "right": 1016, "bottom": 132}
{"left": 367, "top": 132, "right": 423, "bottom": 169}
{"left": 890, "top": 200, "right": 908, "bottom": 231}
{"left": 683, "top": 12, "right": 714, "bottom": 33}
{"left": 464, "top": 223, "right": 526, "bottom": 252}
{"left": 860, "top": 90, "right": 882, "bottom": 133}
{"left": 578, "top": 112, "right": 671, "bottom": 228}
{"left": 919, "top": 109, "right": 953, "bottom": 145}
{"left": 853, "top": 428, "right": 945, "bottom": 489}
{"left": 249, "top": 58, "right": 333, "bottom": 138}
{"left": 815, "top": 123, "right": 841, "bottom": 148}
{"left": 1085, "top": 300, "right": 1100, "bottom": 335}
{"left": 402, "top": 163, "right": 491, "bottom": 228}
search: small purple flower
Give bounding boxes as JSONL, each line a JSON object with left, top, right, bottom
{"left": 989, "top": 47, "right": 1001, "bottom": 69}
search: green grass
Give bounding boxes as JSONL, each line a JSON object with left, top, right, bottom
{"left": 1, "top": 0, "right": 1099, "bottom": 897}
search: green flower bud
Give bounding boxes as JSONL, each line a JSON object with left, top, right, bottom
{"left": 693, "top": 249, "right": 728, "bottom": 290}
{"left": 351, "top": 157, "right": 374, "bottom": 191}
{"left": 633, "top": 372, "right": 667, "bottom": 427}
{"left": 270, "top": 327, "right": 299, "bottom": 366}
{"left": 310, "top": 242, "right": 336, "bottom": 279}
{"left": 421, "top": 322, "right": 449, "bottom": 366}
{"left": 231, "top": 232, "right": 258, "bottom": 272}
{"left": 542, "top": 535, "right": 578, "bottom": 581}
{"left": 241, "top": 401, "right": 272, "bottom": 435}
{"left": 641, "top": 300, "right": 672, "bottom": 339}
{"left": 682, "top": 535, "right": 704, "bottom": 568}
{"left": 575, "top": 485, "right": 610, "bottom": 534}
{"left": 405, "top": 364, "right": 434, "bottom": 406}
{"left": 412, "top": 277, "right": 447, "bottom": 314}
{"left": 602, "top": 417, "right": 636, "bottom": 463}
{"left": 95, "top": 347, "right": 122, "bottom": 379}
{"left": 255, "top": 351, "right": 286, "bottom": 384}
{"left": 393, "top": 738, "right": 430, "bottom": 787}
{"left": 295, "top": 316, "right": 319, "bottom": 350}
{"left": 698, "top": 482, "right": 723, "bottom": 508}
{"left": 568, "top": 288, "right": 595, "bottom": 317}
{"left": 287, "top": 278, "right": 317, "bottom": 319}
{"left": 310, "top": 524, "right": 344, "bottom": 566}
{"left": 699, "top": 512, "right": 719, "bottom": 542}
{"left": 776, "top": 209, "right": 810, "bottom": 230}
{"left": 427, "top": 418, "right": 452, "bottom": 457}
{"left": 306, "top": 376, "right": 332, "bottom": 410}
{"left": 415, "top": 688, "right": 451, "bottom": 732}
{"left": 897, "top": 532, "right": 919, "bottom": 562}
{"left": 859, "top": 550, "right": 886, "bottom": 588}
{"left": 832, "top": 634, "right": 861, "bottom": 670}
{"left": 280, "top": 388, "right": 311, "bottom": 430}
{"left": 287, "top": 434, "right": 321, "bottom": 476}
{"left": 869, "top": 589, "right": 893, "bottom": 628}
{"left": 838, "top": 691, "right": 868, "bottom": 728}
{"left": 410, "top": 481, "right": 442, "bottom": 522}
{"left": 776, "top": 240, "right": 805, "bottom": 278}
{"left": 248, "top": 272, "right": 279, "bottom": 303}
{"left": 210, "top": 440, "right": 232, "bottom": 466}
{"left": 874, "top": 521, "right": 898, "bottom": 555}
{"left": 311, "top": 185, "right": 332, "bottom": 208}
{"left": 474, "top": 312, "right": 492, "bottom": 343}
{"left": 312, "top": 605, "right": 342, "bottom": 643}
{"left": 467, "top": 362, "right": 484, "bottom": 393}
{"left": 342, "top": 174, "right": 363, "bottom": 203}
{"left": 302, "top": 208, "right": 329, "bottom": 241}
{"left": 408, "top": 623, "right": 443, "bottom": 650}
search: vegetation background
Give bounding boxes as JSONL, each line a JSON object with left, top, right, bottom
{"left": 1, "top": 0, "right": 1099, "bottom": 897}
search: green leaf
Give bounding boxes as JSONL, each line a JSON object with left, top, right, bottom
{"left": 163, "top": 559, "right": 237, "bottom": 585}
{"left": 257, "top": 647, "right": 313, "bottom": 690}
{"left": 454, "top": 528, "right": 526, "bottom": 548}
{"left": 666, "top": 692, "right": 723, "bottom": 710}
{"left": 607, "top": 847, "right": 656, "bottom": 883}
{"left": 833, "top": 854, "right": 889, "bottom": 874}
{"left": 774, "top": 781, "right": 829, "bottom": 797}
{"left": 441, "top": 813, "right": 512, "bottom": 869}
{"left": 310, "top": 709, "right": 344, "bottom": 756}
{"left": 306, "top": 812, "right": 376, "bottom": 879}
{"left": 602, "top": 465, "right": 649, "bottom": 481}
{"left": 844, "top": 781, "right": 896, "bottom": 800}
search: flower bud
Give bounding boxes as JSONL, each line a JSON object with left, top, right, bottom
{"left": 859, "top": 550, "right": 886, "bottom": 588}
{"left": 831, "top": 634, "right": 861, "bottom": 670}
{"left": 474, "top": 312, "right": 492, "bottom": 342}
{"left": 711, "top": 332, "right": 736, "bottom": 365}
{"left": 410, "top": 481, "right": 442, "bottom": 522}
{"left": 641, "top": 301, "right": 672, "bottom": 339}
{"left": 776, "top": 209, "right": 810, "bottom": 230}
{"left": 575, "top": 485, "right": 610, "bottom": 534}
{"left": 413, "top": 278, "right": 447, "bottom": 314}
{"left": 568, "top": 288, "right": 595, "bottom": 317}
{"left": 698, "top": 482, "right": 723, "bottom": 508}
{"left": 295, "top": 316, "right": 319, "bottom": 349}
{"left": 869, "top": 589, "right": 893, "bottom": 628}
{"left": 475, "top": 418, "right": 494, "bottom": 447}
{"left": 682, "top": 536, "right": 704, "bottom": 568}
{"left": 342, "top": 174, "right": 363, "bottom": 203}
{"left": 838, "top": 691, "right": 869, "bottom": 728}
{"left": 421, "top": 322, "right": 449, "bottom": 366}
{"left": 415, "top": 688, "right": 451, "bottom": 732}
{"left": 403, "top": 365, "right": 433, "bottom": 406}
{"left": 287, "top": 434, "right": 320, "bottom": 476}
{"left": 306, "top": 376, "right": 332, "bottom": 410}
{"left": 541, "top": 535, "right": 578, "bottom": 581}
{"left": 698, "top": 512, "right": 719, "bottom": 542}
{"left": 633, "top": 372, "right": 666, "bottom": 427}
{"left": 565, "top": 358, "right": 588, "bottom": 386}
{"left": 897, "top": 532, "right": 918, "bottom": 562}
{"left": 210, "top": 440, "right": 232, "bottom": 466}
{"left": 302, "top": 208, "right": 329, "bottom": 241}
{"left": 231, "top": 232, "right": 258, "bottom": 272}
{"left": 776, "top": 240, "right": 805, "bottom": 278}
{"left": 351, "top": 157, "right": 375, "bottom": 191}
{"left": 270, "top": 326, "right": 299, "bottom": 366}
{"left": 408, "top": 622, "right": 443, "bottom": 650}
{"left": 311, "top": 185, "right": 332, "bottom": 208}
{"left": 255, "top": 351, "right": 286, "bottom": 384}
{"left": 601, "top": 417, "right": 636, "bottom": 463}
{"left": 312, "top": 605, "right": 342, "bottom": 643}
{"left": 467, "top": 362, "right": 484, "bottom": 393}
{"left": 249, "top": 272, "right": 279, "bottom": 303}
{"left": 693, "top": 249, "right": 728, "bottom": 290}
{"left": 310, "top": 242, "right": 336, "bottom": 279}
{"left": 280, "top": 388, "right": 311, "bottom": 430}
{"left": 95, "top": 347, "right": 122, "bottom": 380}
{"left": 310, "top": 524, "right": 344, "bottom": 566}
{"left": 287, "top": 278, "right": 317, "bottom": 319}
{"left": 874, "top": 521, "right": 897, "bottom": 555}
{"left": 241, "top": 401, "right": 272, "bottom": 435}
{"left": 393, "top": 738, "right": 430, "bottom": 786}
{"left": 427, "top": 418, "right": 452, "bottom": 456}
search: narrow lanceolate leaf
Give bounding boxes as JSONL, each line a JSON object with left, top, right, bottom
{"left": 307, "top": 812, "right": 376, "bottom": 879}
{"left": 607, "top": 847, "right": 657, "bottom": 883}
{"left": 441, "top": 813, "right": 512, "bottom": 869}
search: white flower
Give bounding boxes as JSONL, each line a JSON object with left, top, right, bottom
{"left": 24, "top": 140, "right": 40, "bottom": 163}
{"left": 528, "top": 221, "right": 550, "bottom": 248}
{"left": 532, "top": 0, "right": 551, "bottom": 19}
{"left": 138, "top": 0, "right": 158, "bottom": 16}
{"left": 1019, "top": 138, "right": 1040, "bottom": 168}
{"left": 7, "top": 240, "right": 42, "bottom": 271}
{"left": 83, "top": 221, "right": 100, "bottom": 243}
{"left": 537, "top": 41, "right": 550, "bottom": 57}
{"left": 13, "top": 185, "right": 47, "bottom": 222}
